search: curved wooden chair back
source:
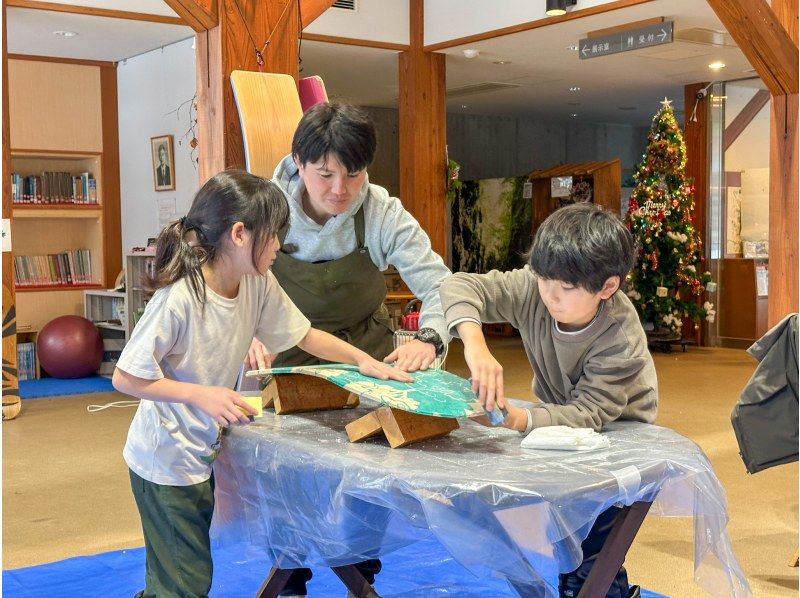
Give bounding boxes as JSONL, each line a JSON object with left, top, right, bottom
{"left": 230, "top": 71, "right": 303, "bottom": 178}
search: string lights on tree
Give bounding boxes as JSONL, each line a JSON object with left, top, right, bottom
{"left": 625, "top": 98, "right": 716, "bottom": 335}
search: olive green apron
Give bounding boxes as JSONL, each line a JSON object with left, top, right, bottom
{"left": 271, "top": 205, "right": 395, "bottom": 367}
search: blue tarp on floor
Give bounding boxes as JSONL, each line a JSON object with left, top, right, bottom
{"left": 19, "top": 375, "right": 115, "bottom": 399}
{"left": 3, "top": 536, "right": 668, "bottom": 597}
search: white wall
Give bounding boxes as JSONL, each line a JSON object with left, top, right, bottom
{"left": 306, "top": 0, "right": 409, "bottom": 45}
{"left": 117, "top": 37, "right": 198, "bottom": 256}
{"left": 424, "top": 0, "right": 617, "bottom": 45}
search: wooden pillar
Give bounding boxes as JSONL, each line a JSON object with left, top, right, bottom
{"left": 684, "top": 82, "right": 709, "bottom": 345}
{"left": 2, "top": 0, "right": 20, "bottom": 413}
{"left": 704, "top": 0, "right": 799, "bottom": 325}
{"left": 175, "top": 0, "right": 301, "bottom": 182}
{"left": 768, "top": 0, "right": 798, "bottom": 325}
{"left": 398, "top": 0, "right": 447, "bottom": 257}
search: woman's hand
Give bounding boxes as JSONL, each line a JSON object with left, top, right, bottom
{"left": 383, "top": 339, "right": 436, "bottom": 372}
{"left": 192, "top": 386, "right": 258, "bottom": 426}
{"left": 244, "top": 338, "right": 277, "bottom": 371}
{"left": 357, "top": 356, "right": 414, "bottom": 382}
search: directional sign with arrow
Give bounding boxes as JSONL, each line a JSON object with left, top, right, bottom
{"left": 579, "top": 20, "right": 673, "bottom": 59}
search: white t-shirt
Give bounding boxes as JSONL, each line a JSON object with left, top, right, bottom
{"left": 119, "top": 272, "right": 310, "bottom": 486}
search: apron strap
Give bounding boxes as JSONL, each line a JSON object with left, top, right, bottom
{"left": 354, "top": 204, "right": 367, "bottom": 248}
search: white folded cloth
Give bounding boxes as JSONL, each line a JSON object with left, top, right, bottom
{"left": 521, "top": 425, "right": 611, "bottom": 451}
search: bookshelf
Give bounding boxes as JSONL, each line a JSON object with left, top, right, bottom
{"left": 84, "top": 289, "right": 126, "bottom": 376}
{"left": 125, "top": 252, "right": 157, "bottom": 339}
{"left": 7, "top": 56, "right": 121, "bottom": 336}
{"left": 11, "top": 150, "right": 106, "bottom": 330}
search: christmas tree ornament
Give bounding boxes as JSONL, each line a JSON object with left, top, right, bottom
{"left": 656, "top": 286, "right": 669, "bottom": 297}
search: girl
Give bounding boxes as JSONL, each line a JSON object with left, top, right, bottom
{"left": 113, "top": 170, "right": 409, "bottom": 598}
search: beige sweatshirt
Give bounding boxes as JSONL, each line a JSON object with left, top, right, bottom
{"left": 441, "top": 267, "right": 658, "bottom": 431}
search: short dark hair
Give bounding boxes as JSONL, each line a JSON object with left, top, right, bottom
{"left": 528, "top": 203, "right": 635, "bottom": 293}
{"left": 291, "top": 102, "right": 377, "bottom": 173}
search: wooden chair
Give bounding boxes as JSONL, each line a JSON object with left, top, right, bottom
{"left": 230, "top": 71, "right": 303, "bottom": 178}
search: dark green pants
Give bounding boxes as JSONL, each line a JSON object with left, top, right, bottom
{"left": 129, "top": 469, "right": 215, "bottom": 598}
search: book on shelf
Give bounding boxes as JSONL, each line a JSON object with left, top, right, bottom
{"left": 10, "top": 171, "right": 98, "bottom": 205}
{"left": 14, "top": 249, "right": 94, "bottom": 288}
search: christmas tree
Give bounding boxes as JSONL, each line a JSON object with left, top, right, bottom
{"left": 625, "top": 98, "right": 716, "bottom": 336}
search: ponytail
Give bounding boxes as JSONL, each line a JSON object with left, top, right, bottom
{"left": 143, "top": 169, "right": 288, "bottom": 304}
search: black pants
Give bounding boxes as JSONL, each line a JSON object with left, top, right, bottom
{"left": 129, "top": 469, "right": 216, "bottom": 598}
{"left": 558, "top": 507, "right": 630, "bottom": 598}
{"left": 279, "top": 559, "right": 382, "bottom": 596}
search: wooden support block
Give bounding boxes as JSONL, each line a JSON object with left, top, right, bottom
{"left": 261, "top": 374, "right": 359, "bottom": 414}
{"left": 346, "top": 406, "right": 458, "bottom": 448}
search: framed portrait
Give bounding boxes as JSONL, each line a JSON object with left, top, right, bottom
{"left": 151, "top": 135, "right": 175, "bottom": 191}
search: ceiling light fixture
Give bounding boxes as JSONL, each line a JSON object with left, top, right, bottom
{"left": 566, "top": 44, "right": 579, "bottom": 51}
{"left": 546, "top": 0, "right": 577, "bottom": 17}
{"left": 708, "top": 61, "right": 726, "bottom": 70}
{"left": 569, "top": 86, "right": 581, "bottom": 92}
{"left": 493, "top": 60, "right": 512, "bottom": 65}
{"left": 53, "top": 30, "right": 78, "bottom": 37}
{"left": 462, "top": 48, "right": 480, "bottom": 59}
{"left": 570, "top": 113, "right": 578, "bottom": 118}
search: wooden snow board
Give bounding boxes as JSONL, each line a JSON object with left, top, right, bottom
{"left": 246, "top": 364, "right": 488, "bottom": 419}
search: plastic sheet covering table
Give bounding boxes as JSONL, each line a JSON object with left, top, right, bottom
{"left": 211, "top": 402, "right": 750, "bottom": 597}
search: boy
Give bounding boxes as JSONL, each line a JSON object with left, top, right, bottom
{"left": 440, "top": 202, "right": 657, "bottom": 598}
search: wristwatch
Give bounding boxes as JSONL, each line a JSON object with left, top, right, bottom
{"left": 414, "top": 327, "right": 445, "bottom": 357}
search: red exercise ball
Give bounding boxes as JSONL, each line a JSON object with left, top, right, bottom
{"left": 37, "top": 315, "right": 104, "bottom": 379}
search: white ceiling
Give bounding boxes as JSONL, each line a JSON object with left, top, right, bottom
{"left": 7, "top": 0, "right": 757, "bottom": 126}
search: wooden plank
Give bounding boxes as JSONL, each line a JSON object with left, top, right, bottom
{"left": 347, "top": 406, "right": 459, "bottom": 448}
{"left": 300, "top": 0, "right": 336, "bottom": 28}
{"left": 424, "top": 0, "right": 656, "bottom": 52}
{"left": 704, "top": 0, "right": 798, "bottom": 96}
{"left": 684, "top": 82, "right": 709, "bottom": 346}
{"left": 164, "top": 0, "right": 217, "bottom": 32}
{"left": 2, "top": 0, "right": 21, "bottom": 420}
{"left": 773, "top": 0, "right": 798, "bottom": 45}
{"left": 100, "top": 66, "right": 121, "bottom": 288}
{"left": 723, "top": 89, "right": 770, "bottom": 151}
{"left": 302, "top": 33, "right": 409, "bottom": 51}
{"left": 768, "top": 93, "right": 799, "bottom": 326}
{"left": 587, "top": 16, "right": 663, "bottom": 39}
{"left": 9, "top": 53, "right": 115, "bottom": 68}
{"left": 399, "top": 0, "right": 446, "bottom": 258}
{"left": 7, "top": 0, "right": 186, "bottom": 26}
{"left": 270, "top": 374, "right": 359, "bottom": 414}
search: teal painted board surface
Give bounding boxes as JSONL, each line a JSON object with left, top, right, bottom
{"left": 248, "top": 364, "right": 484, "bottom": 418}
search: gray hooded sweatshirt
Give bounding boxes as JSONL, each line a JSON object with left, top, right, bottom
{"left": 272, "top": 155, "right": 451, "bottom": 343}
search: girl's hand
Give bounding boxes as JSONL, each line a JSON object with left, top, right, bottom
{"left": 245, "top": 338, "right": 276, "bottom": 371}
{"left": 357, "top": 357, "right": 414, "bottom": 383}
{"left": 192, "top": 386, "right": 258, "bottom": 426}
{"left": 463, "top": 343, "right": 505, "bottom": 413}
{"left": 383, "top": 339, "right": 436, "bottom": 372}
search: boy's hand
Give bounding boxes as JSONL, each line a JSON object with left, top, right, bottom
{"left": 192, "top": 386, "right": 258, "bottom": 426}
{"left": 463, "top": 343, "right": 506, "bottom": 413}
{"left": 357, "top": 357, "right": 414, "bottom": 382}
{"left": 383, "top": 339, "right": 436, "bottom": 372}
{"left": 244, "top": 338, "right": 277, "bottom": 370}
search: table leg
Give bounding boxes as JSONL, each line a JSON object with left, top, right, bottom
{"left": 577, "top": 501, "right": 653, "bottom": 598}
{"left": 255, "top": 567, "right": 294, "bottom": 598}
{"left": 331, "top": 564, "right": 380, "bottom": 597}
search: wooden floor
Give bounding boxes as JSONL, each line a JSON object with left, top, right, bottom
{"left": 3, "top": 340, "right": 798, "bottom": 597}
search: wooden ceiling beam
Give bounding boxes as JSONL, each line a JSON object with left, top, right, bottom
{"left": 6, "top": 0, "right": 185, "bottom": 26}
{"left": 300, "top": 0, "right": 337, "bottom": 28}
{"left": 164, "top": 0, "right": 217, "bottom": 32}
{"left": 705, "top": 0, "right": 798, "bottom": 96}
{"left": 723, "top": 89, "right": 770, "bottom": 151}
